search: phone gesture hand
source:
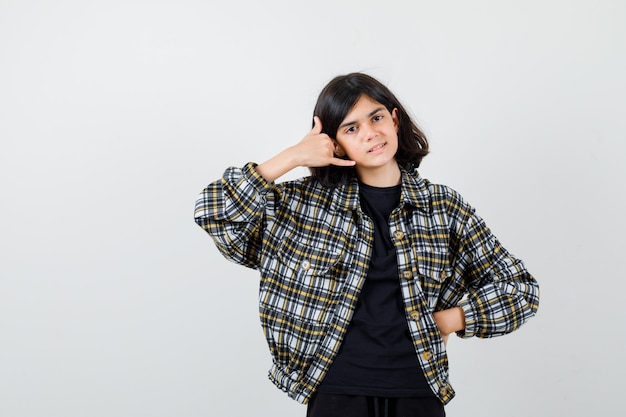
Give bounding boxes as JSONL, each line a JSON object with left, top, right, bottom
{"left": 295, "top": 117, "right": 355, "bottom": 168}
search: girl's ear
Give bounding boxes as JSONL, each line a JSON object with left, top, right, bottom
{"left": 334, "top": 141, "right": 346, "bottom": 157}
{"left": 392, "top": 108, "right": 399, "bottom": 132}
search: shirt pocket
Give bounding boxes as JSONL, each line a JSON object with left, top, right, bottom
{"left": 276, "top": 236, "right": 343, "bottom": 278}
{"left": 260, "top": 308, "right": 324, "bottom": 377}
{"left": 415, "top": 250, "right": 452, "bottom": 310}
{"left": 260, "top": 236, "right": 345, "bottom": 323}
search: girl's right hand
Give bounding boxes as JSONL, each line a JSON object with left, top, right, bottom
{"left": 255, "top": 117, "right": 355, "bottom": 182}
{"left": 292, "top": 117, "right": 356, "bottom": 168}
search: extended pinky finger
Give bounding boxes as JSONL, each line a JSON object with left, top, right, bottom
{"left": 331, "top": 157, "right": 356, "bottom": 167}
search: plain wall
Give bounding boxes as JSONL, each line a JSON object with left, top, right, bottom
{"left": 1, "top": 1, "right": 624, "bottom": 416}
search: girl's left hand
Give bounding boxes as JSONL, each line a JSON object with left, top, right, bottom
{"left": 433, "top": 307, "right": 466, "bottom": 346}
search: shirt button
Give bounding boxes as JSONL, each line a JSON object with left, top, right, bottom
{"left": 409, "top": 311, "right": 420, "bottom": 321}
{"left": 422, "top": 350, "right": 433, "bottom": 361}
{"left": 402, "top": 270, "right": 413, "bottom": 279}
{"left": 393, "top": 230, "right": 404, "bottom": 240}
{"left": 301, "top": 260, "right": 311, "bottom": 271}
{"left": 440, "top": 270, "right": 447, "bottom": 280}
{"left": 439, "top": 386, "right": 448, "bottom": 396}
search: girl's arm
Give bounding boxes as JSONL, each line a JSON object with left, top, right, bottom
{"left": 255, "top": 116, "right": 354, "bottom": 182}
{"left": 194, "top": 117, "right": 354, "bottom": 268}
{"left": 433, "top": 307, "right": 466, "bottom": 336}
{"left": 194, "top": 163, "right": 272, "bottom": 268}
{"left": 454, "top": 209, "right": 539, "bottom": 339}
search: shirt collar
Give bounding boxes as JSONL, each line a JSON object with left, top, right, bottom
{"left": 331, "top": 167, "right": 431, "bottom": 213}
{"left": 399, "top": 167, "right": 431, "bottom": 212}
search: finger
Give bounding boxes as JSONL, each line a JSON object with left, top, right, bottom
{"left": 311, "top": 116, "right": 323, "bottom": 135}
{"left": 331, "top": 157, "right": 356, "bottom": 167}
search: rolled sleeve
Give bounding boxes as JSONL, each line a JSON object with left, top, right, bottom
{"left": 453, "top": 209, "right": 540, "bottom": 339}
{"left": 194, "top": 162, "right": 277, "bottom": 268}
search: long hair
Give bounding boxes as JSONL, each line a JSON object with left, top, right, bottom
{"left": 309, "top": 73, "right": 429, "bottom": 187}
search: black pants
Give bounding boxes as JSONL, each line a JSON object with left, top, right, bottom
{"left": 306, "top": 393, "right": 445, "bottom": 417}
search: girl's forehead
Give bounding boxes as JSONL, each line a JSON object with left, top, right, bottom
{"left": 342, "top": 95, "right": 387, "bottom": 119}
{"left": 353, "top": 94, "right": 383, "bottom": 107}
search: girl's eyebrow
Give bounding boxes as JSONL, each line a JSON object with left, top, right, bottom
{"left": 339, "top": 107, "right": 385, "bottom": 129}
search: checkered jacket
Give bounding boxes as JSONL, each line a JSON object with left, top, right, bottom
{"left": 194, "top": 162, "right": 539, "bottom": 405}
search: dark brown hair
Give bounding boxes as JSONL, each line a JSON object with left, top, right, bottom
{"left": 310, "top": 73, "right": 429, "bottom": 187}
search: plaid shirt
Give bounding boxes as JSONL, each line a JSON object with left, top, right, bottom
{"left": 194, "top": 162, "right": 539, "bottom": 405}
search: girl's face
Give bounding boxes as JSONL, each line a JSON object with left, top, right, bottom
{"left": 334, "top": 94, "right": 400, "bottom": 185}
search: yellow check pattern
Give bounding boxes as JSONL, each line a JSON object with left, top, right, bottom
{"left": 194, "top": 163, "right": 539, "bottom": 405}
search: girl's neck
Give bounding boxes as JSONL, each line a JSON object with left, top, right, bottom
{"left": 356, "top": 163, "right": 401, "bottom": 187}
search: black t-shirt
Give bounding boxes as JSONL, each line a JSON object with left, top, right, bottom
{"left": 317, "top": 182, "right": 433, "bottom": 397}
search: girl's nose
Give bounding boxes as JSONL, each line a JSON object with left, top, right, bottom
{"left": 361, "top": 123, "right": 377, "bottom": 141}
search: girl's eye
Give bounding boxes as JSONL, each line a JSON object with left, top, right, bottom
{"left": 373, "top": 115, "right": 383, "bottom": 122}
{"left": 346, "top": 126, "right": 357, "bottom": 134}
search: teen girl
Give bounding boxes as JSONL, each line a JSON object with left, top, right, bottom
{"left": 194, "top": 73, "right": 539, "bottom": 417}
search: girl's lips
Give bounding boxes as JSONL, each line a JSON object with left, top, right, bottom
{"left": 368, "top": 142, "right": 386, "bottom": 153}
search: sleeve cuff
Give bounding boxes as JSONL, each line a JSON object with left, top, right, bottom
{"left": 456, "top": 297, "right": 477, "bottom": 339}
{"left": 242, "top": 162, "right": 273, "bottom": 194}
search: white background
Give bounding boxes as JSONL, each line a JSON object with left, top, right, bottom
{"left": 1, "top": 1, "right": 625, "bottom": 416}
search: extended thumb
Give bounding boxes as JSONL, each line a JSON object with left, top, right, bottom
{"left": 312, "top": 116, "right": 323, "bottom": 133}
